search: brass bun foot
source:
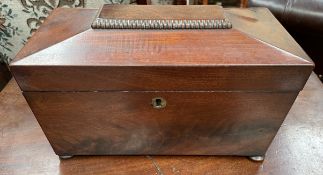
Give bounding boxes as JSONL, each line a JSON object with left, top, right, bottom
{"left": 59, "top": 155, "right": 73, "bottom": 159}
{"left": 249, "top": 156, "right": 264, "bottom": 162}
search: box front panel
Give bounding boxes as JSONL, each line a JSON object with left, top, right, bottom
{"left": 24, "top": 91, "right": 298, "bottom": 156}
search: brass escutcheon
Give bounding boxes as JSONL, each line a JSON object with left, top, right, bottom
{"left": 152, "top": 97, "right": 166, "bottom": 109}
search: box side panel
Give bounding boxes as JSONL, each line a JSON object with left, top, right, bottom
{"left": 23, "top": 91, "right": 298, "bottom": 156}
{"left": 12, "top": 66, "right": 312, "bottom": 92}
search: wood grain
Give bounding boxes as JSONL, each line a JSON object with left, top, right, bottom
{"left": 9, "top": 6, "right": 314, "bottom": 160}
{"left": 12, "top": 29, "right": 311, "bottom": 66}
{"left": 1, "top": 73, "right": 322, "bottom": 175}
{"left": 224, "top": 8, "right": 313, "bottom": 62}
{"left": 13, "top": 8, "right": 97, "bottom": 61}
{"left": 98, "top": 5, "right": 225, "bottom": 20}
{"left": 23, "top": 91, "right": 298, "bottom": 156}
{"left": 10, "top": 8, "right": 313, "bottom": 92}
{"left": 11, "top": 65, "right": 312, "bottom": 92}
{"left": 1, "top": 8, "right": 323, "bottom": 175}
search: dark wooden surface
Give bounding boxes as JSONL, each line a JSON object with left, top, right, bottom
{"left": 13, "top": 7, "right": 313, "bottom": 63}
{"left": 225, "top": 8, "right": 313, "bottom": 62}
{"left": 17, "top": 10, "right": 306, "bottom": 67}
{"left": 0, "top": 73, "right": 322, "bottom": 175}
{"left": 14, "top": 8, "right": 97, "bottom": 62}
{"left": 98, "top": 5, "right": 225, "bottom": 20}
{"left": 12, "top": 66, "right": 312, "bottom": 92}
{"left": 0, "top": 63, "right": 11, "bottom": 91}
{"left": 24, "top": 91, "right": 297, "bottom": 156}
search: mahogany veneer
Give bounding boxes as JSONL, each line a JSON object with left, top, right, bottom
{"left": 10, "top": 5, "right": 313, "bottom": 158}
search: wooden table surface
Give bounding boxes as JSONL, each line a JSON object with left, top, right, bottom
{"left": 0, "top": 73, "right": 322, "bottom": 175}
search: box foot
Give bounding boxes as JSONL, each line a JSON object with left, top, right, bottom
{"left": 249, "top": 156, "right": 264, "bottom": 162}
{"left": 59, "top": 155, "right": 73, "bottom": 159}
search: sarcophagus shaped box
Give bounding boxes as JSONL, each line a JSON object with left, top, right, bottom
{"left": 10, "top": 5, "right": 313, "bottom": 160}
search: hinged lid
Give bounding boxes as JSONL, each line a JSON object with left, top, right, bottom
{"left": 10, "top": 5, "right": 313, "bottom": 92}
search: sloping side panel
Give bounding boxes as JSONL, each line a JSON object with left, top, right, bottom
{"left": 11, "top": 8, "right": 313, "bottom": 92}
{"left": 225, "top": 8, "right": 313, "bottom": 63}
{"left": 13, "top": 8, "right": 98, "bottom": 62}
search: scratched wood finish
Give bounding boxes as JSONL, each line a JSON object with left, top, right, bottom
{"left": 24, "top": 91, "right": 298, "bottom": 156}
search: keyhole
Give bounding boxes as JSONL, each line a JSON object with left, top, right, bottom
{"left": 155, "top": 99, "right": 162, "bottom": 106}
{"left": 152, "top": 97, "right": 166, "bottom": 109}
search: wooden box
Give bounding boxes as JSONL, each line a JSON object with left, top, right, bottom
{"left": 10, "top": 5, "right": 313, "bottom": 159}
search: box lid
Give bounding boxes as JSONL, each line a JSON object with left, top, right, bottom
{"left": 10, "top": 5, "right": 313, "bottom": 92}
